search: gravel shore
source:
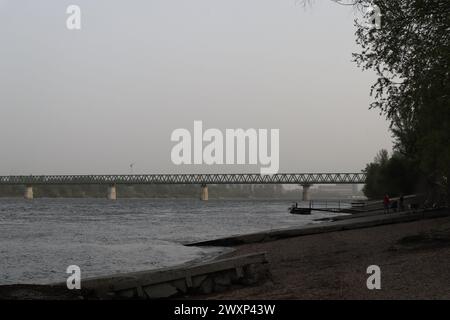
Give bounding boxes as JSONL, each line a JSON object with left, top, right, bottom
{"left": 206, "top": 214, "right": 450, "bottom": 299}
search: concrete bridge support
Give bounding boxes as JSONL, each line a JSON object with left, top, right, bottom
{"left": 107, "top": 184, "right": 117, "bottom": 200}
{"left": 301, "top": 184, "right": 312, "bottom": 201}
{"left": 200, "top": 184, "right": 208, "bottom": 201}
{"left": 24, "top": 185, "right": 34, "bottom": 200}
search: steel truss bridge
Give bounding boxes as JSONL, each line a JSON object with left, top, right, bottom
{"left": 0, "top": 173, "right": 366, "bottom": 185}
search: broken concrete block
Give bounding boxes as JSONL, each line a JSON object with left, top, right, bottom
{"left": 198, "top": 277, "right": 214, "bottom": 294}
{"left": 192, "top": 275, "right": 208, "bottom": 288}
{"left": 143, "top": 283, "right": 178, "bottom": 299}
{"left": 214, "top": 272, "right": 232, "bottom": 286}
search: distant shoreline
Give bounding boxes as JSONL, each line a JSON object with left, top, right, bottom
{"left": 0, "top": 196, "right": 366, "bottom": 201}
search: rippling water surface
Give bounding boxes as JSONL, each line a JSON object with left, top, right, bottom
{"left": 0, "top": 198, "right": 344, "bottom": 285}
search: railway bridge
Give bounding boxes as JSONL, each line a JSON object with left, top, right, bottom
{"left": 0, "top": 173, "right": 366, "bottom": 201}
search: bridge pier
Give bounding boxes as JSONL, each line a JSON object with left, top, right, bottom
{"left": 200, "top": 184, "right": 208, "bottom": 201}
{"left": 301, "top": 184, "right": 312, "bottom": 201}
{"left": 107, "top": 184, "right": 117, "bottom": 200}
{"left": 24, "top": 185, "right": 34, "bottom": 200}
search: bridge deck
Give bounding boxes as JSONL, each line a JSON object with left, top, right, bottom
{"left": 0, "top": 173, "right": 366, "bottom": 185}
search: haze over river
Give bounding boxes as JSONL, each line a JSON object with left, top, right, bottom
{"left": 0, "top": 198, "right": 344, "bottom": 285}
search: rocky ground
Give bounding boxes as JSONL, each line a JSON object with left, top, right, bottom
{"left": 205, "top": 214, "right": 450, "bottom": 299}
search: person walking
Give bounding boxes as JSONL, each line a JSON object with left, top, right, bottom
{"left": 383, "top": 194, "right": 390, "bottom": 214}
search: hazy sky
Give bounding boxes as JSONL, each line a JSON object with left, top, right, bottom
{"left": 0, "top": 0, "right": 392, "bottom": 175}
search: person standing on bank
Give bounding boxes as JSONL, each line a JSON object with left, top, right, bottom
{"left": 399, "top": 195, "right": 405, "bottom": 211}
{"left": 383, "top": 194, "right": 390, "bottom": 214}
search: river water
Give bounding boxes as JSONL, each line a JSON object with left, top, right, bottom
{"left": 0, "top": 198, "right": 344, "bottom": 285}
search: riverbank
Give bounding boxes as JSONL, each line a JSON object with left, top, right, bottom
{"left": 1, "top": 208, "right": 449, "bottom": 299}
{"left": 200, "top": 210, "right": 450, "bottom": 299}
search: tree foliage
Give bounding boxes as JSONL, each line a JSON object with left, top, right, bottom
{"left": 353, "top": 0, "right": 450, "bottom": 201}
{"left": 363, "top": 149, "right": 422, "bottom": 199}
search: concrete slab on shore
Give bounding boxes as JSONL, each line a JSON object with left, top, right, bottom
{"left": 49, "top": 252, "right": 270, "bottom": 299}
{"left": 186, "top": 208, "right": 449, "bottom": 247}
{"left": 313, "top": 209, "right": 392, "bottom": 222}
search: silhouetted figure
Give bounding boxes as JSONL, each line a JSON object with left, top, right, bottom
{"left": 391, "top": 200, "right": 398, "bottom": 212}
{"left": 383, "top": 194, "right": 390, "bottom": 214}
{"left": 399, "top": 195, "right": 405, "bottom": 211}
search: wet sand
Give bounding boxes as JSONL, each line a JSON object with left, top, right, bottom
{"left": 206, "top": 215, "right": 450, "bottom": 299}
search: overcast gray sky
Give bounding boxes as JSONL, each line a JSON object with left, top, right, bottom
{"left": 0, "top": 0, "right": 392, "bottom": 175}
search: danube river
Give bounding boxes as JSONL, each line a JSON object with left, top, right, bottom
{"left": 0, "top": 198, "right": 344, "bottom": 285}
